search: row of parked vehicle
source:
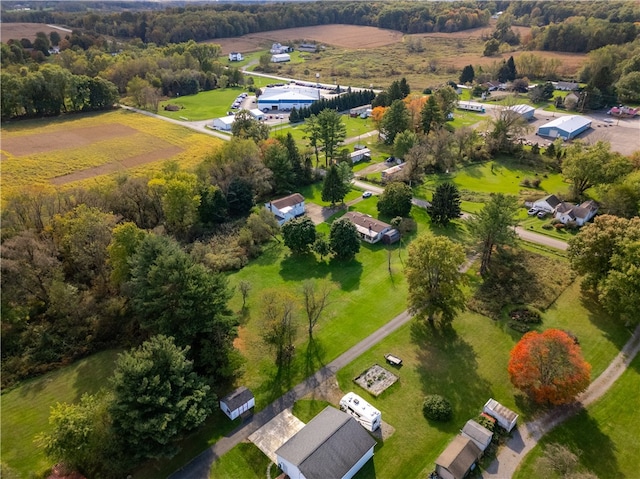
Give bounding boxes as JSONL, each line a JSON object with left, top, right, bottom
{"left": 231, "top": 92, "right": 248, "bottom": 110}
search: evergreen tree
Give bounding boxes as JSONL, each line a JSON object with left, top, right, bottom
{"left": 380, "top": 99, "right": 410, "bottom": 145}
{"left": 421, "top": 95, "right": 443, "bottom": 135}
{"left": 321, "top": 164, "right": 348, "bottom": 206}
{"left": 428, "top": 182, "right": 461, "bottom": 226}
{"left": 399, "top": 77, "right": 411, "bottom": 97}
{"left": 506, "top": 56, "right": 517, "bottom": 81}
{"left": 459, "top": 65, "right": 475, "bottom": 84}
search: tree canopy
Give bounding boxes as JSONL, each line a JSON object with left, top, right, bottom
{"left": 282, "top": 216, "right": 317, "bottom": 254}
{"left": 405, "top": 233, "right": 466, "bottom": 326}
{"left": 428, "top": 182, "right": 461, "bottom": 226}
{"left": 377, "top": 181, "right": 413, "bottom": 218}
{"left": 329, "top": 217, "right": 360, "bottom": 261}
{"left": 508, "top": 329, "right": 591, "bottom": 405}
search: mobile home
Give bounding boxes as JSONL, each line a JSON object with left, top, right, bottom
{"left": 457, "top": 101, "right": 486, "bottom": 113}
{"left": 339, "top": 392, "right": 382, "bottom": 431}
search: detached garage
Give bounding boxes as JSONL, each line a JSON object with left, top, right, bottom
{"left": 508, "top": 104, "right": 535, "bottom": 120}
{"left": 537, "top": 115, "right": 591, "bottom": 140}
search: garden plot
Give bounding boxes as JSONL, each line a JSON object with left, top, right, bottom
{"left": 354, "top": 364, "right": 398, "bottom": 396}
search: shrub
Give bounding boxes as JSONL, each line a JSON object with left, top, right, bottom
{"left": 542, "top": 223, "right": 553, "bottom": 230}
{"left": 477, "top": 413, "right": 496, "bottom": 432}
{"left": 554, "top": 223, "right": 566, "bottom": 229}
{"left": 520, "top": 178, "right": 531, "bottom": 187}
{"left": 509, "top": 307, "right": 542, "bottom": 324}
{"left": 509, "top": 321, "right": 530, "bottom": 333}
{"left": 531, "top": 178, "right": 541, "bottom": 188}
{"left": 423, "top": 394, "right": 453, "bottom": 421}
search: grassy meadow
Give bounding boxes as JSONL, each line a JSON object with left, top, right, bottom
{"left": 514, "top": 355, "right": 640, "bottom": 479}
{"left": 1, "top": 350, "right": 121, "bottom": 476}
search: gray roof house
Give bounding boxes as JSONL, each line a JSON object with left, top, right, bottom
{"left": 555, "top": 200, "right": 598, "bottom": 226}
{"left": 460, "top": 419, "right": 493, "bottom": 453}
{"left": 276, "top": 406, "right": 376, "bottom": 479}
{"left": 343, "top": 211, "right": 392, "bottom": 244}
{"left": 533, "top": 194, "right": 562, "bottom": 213}
{"left": 435, "top": 435, "right": 482, "bottom": 479}
{"left": 265, "top": 193, "right": 305, "bottom": 225}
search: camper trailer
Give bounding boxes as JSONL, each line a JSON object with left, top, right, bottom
{"left": 339, "top": 392, "right": 381, "bottom": 432}
{"left": 457, "top": 101, "right": 486, "bottom": 113}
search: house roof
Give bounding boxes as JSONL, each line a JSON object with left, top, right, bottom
{"left": 538, "top": 115, "right": 591, "bottom": 132}
{"left": 344, "top": 211, "right": 390, "bottom": 234}
{"left": 249, "top": 108, "right": 264, "bottom": 117}
{"left": 276, "top": 406, "right": 376, "bottom": 479}
{"left": 537, "top": 194, "right": 562, "bottom": 208}
{"left": 436, "top": 435, "right": 482, "bottom": 479}
{"left": 461, "top": 419, "right": 493, "bottom": 448}
{"left": 270, "top": 193, "right": 304, "bottom": 210}
{"left": 556, "top": 201, "right": 574, "bottom": 214}
{"left": 215, "top": 115, "right": 236, "bottom": 125}
{"left": 220, "top": 387, "right": 254, "bottom": 410}
{"left": 557, "top": 81, "right": 578, "bottom": 90}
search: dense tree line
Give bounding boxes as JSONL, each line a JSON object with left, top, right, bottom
{"left": 0, "top": 64, "right": 118, "bottom": 119}
{"left": 292, "top": 89, "right": 376, "bottom": 122}
{"left": 3, "top": 2, "right": 491, "bottom": 45}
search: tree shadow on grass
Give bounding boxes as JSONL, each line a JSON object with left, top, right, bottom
{"left": 544, "top": 411, "right": 621, "bottom": 479}
{"left": 580, "top": 289, "right": 631, "bottom": 350}
{"left": 254, "top": 357, "right": 301, "bottom": 405}
{"left": 410, "top": 320, "right": 493, "bottom": 433}
{"left": 279, "top": 251, "right": 330, "bottom": 281}
{"left": 303, "top": 337, "right": 327, "bottom": 380}
{"left": 328, "top": 257, "right": 363, "bottom": 291}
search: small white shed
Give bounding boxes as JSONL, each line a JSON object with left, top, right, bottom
{"left": 483, "top": 398, "right": 518, "bottom": 432}
{"left": 249, "top": 108, "right": 265, "bottom": 121}
{"left": 220, "top": 387, "right": 255, "bottom": 420}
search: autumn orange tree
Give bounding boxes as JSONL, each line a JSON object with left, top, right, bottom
{"left": 508, "top": 329, "right": 591, "bottom": 406}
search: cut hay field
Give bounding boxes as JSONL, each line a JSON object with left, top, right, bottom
{"left": 0, "top": 110, "right": 223, "bottom": 200}
{"left": 0, "top": 22, "right": 71, "bottom": 43}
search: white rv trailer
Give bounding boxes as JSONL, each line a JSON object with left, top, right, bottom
{"left": 339, "top": 392, "right": 381, "bottom": 431}
{"left": 457, "top": 101, "right": 486, "bottom": 113}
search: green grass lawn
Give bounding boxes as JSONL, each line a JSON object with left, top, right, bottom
{"left": 209, "top": 442, "right": 277, "bottom": 479}
{"left": 514, "top": 355, "right": 640, "bottom": 479}
{"left": 1, "top": 350, "right": 121, "bottom": 477}
{"left": 158, "top": 88, "right": 251, "bottom": 121}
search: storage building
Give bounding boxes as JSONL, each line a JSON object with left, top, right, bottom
{"left": 435, "top": 435, "right": 482, "bottom": 479}
{"left": 211, "top": 115, "right": 235, "bottom": 131}
{"left": 258, "top": 86, "right": 320, "bottom": 112}
{"left": 536, "top": 115, "right": 592, "bottom": 140}
{"left": 460, "top": 419, "right": 493, "bottom": 453}
{"left": 271, "top": 53, "right": 291, "bottom": 63}
{"left": 483, "top": 398, "right": 518, "bottom": 432}
{"left": 508, "top": 104, "right": 535, "bottom": 120}
{"left": 220, "top": 387, "right": 254, "bottom": 420}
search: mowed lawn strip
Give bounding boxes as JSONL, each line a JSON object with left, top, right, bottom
{"left": 1, "top": 350, "right": 121, "bottom": 477}
{"left": 514, "top": 355, "right": 640, "bottom": 479}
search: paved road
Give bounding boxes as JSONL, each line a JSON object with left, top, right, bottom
{"left": 482, "top": 322, "right": 640, "bottom": 478}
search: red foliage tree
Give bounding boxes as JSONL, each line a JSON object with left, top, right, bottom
{"left": 508, "top": 329, "right": 591, "bottom": 406}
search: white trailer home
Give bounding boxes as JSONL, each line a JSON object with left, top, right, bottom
{"left": 339, "top": 392, "right": 381, "bottom": 432}
{"left": 457, "top": 101, "right": 486, "bottom": 113}
{"left": 270, "top": 53, "right": 291, "bottom": 63}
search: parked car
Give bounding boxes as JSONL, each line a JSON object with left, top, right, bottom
{"left": 385, "top": 157, "right": 396, "bottom": 164}
{"left": 527, "top": 208, "right": 538, "bottom": 216}
{"left": 362, "top": 191, "right": 373, "bottom": 198}
{"left": 537, "top": 211, "right": 547, "bottom": 219}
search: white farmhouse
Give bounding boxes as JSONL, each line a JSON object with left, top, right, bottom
{"left": 228, "top": 52, "right": 243, "bottom": 61}
{"left": 265, "top": 193, "right": 305, "bottom": 225}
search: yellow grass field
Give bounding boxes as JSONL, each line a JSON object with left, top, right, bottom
{"left": 0, "top": 110, "right": 223, "bottom": 200}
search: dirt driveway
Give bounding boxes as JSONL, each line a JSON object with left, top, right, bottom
{"left": 305, "top": 202, "right": 344, "bottom": 225}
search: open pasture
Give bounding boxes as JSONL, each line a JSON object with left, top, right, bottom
{"left": 0, "top": 22, "right": 71, "bottom": 43}
{"left": 0, "top": 110, "right": 222, "bottom": 198}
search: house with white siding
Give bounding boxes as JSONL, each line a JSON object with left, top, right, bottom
{"left": 265, "top": 193, "right": 305, "bottom": 225}
{"left": 276, "top": 406, "right": 376, "bottom": 479}
{"left": 343, "top": 212, "right": 391, "bottom": 244}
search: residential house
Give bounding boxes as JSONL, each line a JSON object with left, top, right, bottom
{"left": 343, "top": 212, "right": 391, "bottom": 244}
{"left": 228, "top": 52, "right": 243, "bottom": 61}
{"left": 555, "top": 200, "right": 598, "bottom": 226}
{"left": 276, "top": 406, "right": 376, "bottom": 479}
{"left": 435, "top": 435, "right": 482, "bottom": 479}
{"left": 532, "top": 194, "right": 562, "bottom": 213}
{"left": 483, "top": 398, "right": 518, "bottom": 432}
{"left": 349, "top": 148, "right": 371, "bottom": 164}
{"left": 265, "top": 193, "right": 305, "bottom": 225}
{"left": 270, "top": 42, "right": 293, "bottom": 54}
{"left": 555, "top": 81, "right": 579, "bottom": 91}
{"left": 460, "top": 419, "right": 493, "bottom": 453}
{"left": 220, "top": 387, "right": 255, "bottom": 420}
{"left": 381, "top": 163, "right": 405, "bottom": 182}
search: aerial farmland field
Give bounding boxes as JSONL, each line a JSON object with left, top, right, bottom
{"left": 0, "top": 110, "right": 223, "bottom": 200}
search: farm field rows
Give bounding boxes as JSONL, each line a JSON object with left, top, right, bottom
{"left": 0, "top": 110, "right": 223, "bottom": 200}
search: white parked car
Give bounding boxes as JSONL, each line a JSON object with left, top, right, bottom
{"left": 362, "top": 191, "right": 373, "bottom": 198}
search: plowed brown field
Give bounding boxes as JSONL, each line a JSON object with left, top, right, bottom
{"left": 1, "top": 22, "right": 72, "bottom": 43}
